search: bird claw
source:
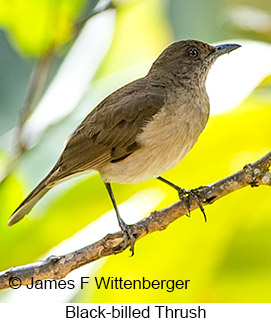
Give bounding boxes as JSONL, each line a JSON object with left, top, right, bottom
{"left": 118, "top": 217, "right": 136, "bottom": 256}
{"left": 177, "top": 188, "right": 191, "bottom": 217}
{"left": 177, "top": 188, "right": 207, "bottom": 222}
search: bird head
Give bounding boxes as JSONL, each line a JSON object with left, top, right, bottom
{"left": 149, "top": 39, "right": 241, "bottom": 85}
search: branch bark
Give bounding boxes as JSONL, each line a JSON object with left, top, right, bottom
{"left": 0, "top": 152, "right": 270, "bottom": 290}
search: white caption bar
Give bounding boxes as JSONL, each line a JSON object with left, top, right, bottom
{"left": 1, "top": 303, "right": 270, "bottom": 322}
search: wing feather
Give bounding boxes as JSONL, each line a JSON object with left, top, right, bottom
{"left": 51, "top": 78, "right": 166, "bottom": 182}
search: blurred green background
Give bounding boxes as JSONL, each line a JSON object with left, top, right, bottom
{"left": 0, "top": 0, "right": 270, "bottom": 303}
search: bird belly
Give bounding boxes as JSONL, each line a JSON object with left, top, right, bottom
{"left": 99, "top": 105, "right": 207, "bottom": 184}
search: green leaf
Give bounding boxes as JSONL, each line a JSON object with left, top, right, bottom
{"left": 0, "top": 0, "right": 86, "bottom": 56}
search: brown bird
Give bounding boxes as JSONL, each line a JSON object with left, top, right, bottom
{"left": 9, "top": 39, "right": 240, "bottom": 254}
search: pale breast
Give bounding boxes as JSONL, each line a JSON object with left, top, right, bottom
{"left": 98, "top": 99, "right": 209, "bottom": 184}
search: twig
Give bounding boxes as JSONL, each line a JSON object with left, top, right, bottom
{"left": 0, "top": 50, "right": 55, "bottom": 183}
{"left": 74, "top": 0, "right": 115, "bottom": 35}
{"left": 0, "top": 152, "right": 270, "bottom": 290}
{"left": 17, "top": 50, "right": 55, "bottom": 153}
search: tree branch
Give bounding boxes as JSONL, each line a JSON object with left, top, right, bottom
{"left": 0, "top": 51, "right": 55, "bottom": 184}
{"left": 0, "top": 152, "right": 270, "bottom": 290}
{"left": 16, "top": 50, "right": 55, "bottom": 153}
{"left": 74, "top": 0, "right": 115, "bottom": 35}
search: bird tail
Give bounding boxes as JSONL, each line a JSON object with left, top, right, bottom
{"left": 8, "top": 176, "right": 53, "bottom": 226}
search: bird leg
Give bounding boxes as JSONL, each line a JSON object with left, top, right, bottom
{"left": 157, "top": 176, "right": 207, "bottom": 222}
{"left": 104, "top": 182, "right": 136, "bottom": 255}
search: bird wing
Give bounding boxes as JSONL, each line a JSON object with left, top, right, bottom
{"left": 50, "top": 79, "right": 166, "bottom": 182}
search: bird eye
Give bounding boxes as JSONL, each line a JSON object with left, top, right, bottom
{"left": 188, "top": 47, "right": 199, "bottom": 58}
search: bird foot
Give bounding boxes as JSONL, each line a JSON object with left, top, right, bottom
{"left": 177, "top": 187, "right": 207, "bottom": 222}
{"left": 118, "top": 217, "right": 136, "bottom": 256}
